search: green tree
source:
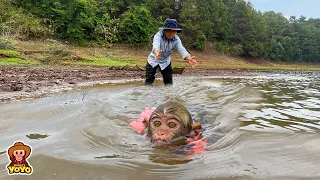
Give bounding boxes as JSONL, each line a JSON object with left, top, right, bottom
{"left": 118, "top": 5, "right": 155, "bottom": 44}
{"left": 291, "top": 16, "right": 320, "bottom": 62}
{"left": 263, "top": 11, "right": 290, "bottom": 60}
{"left": 146, "top": 0, "right": 176, "bottom": 21}
{"left": 197, "top": 0, "right": 231, "bottom": 42}
{"left": 177, "top": 0, "right": 201, "bottom": 48}
{"left": 64, "top": 0, "right": 96, "bottom": 45}
{"left": 94, "top": 13, "right": 120, "bottom": 44}
{"left": 0, "top": 0, "right": 52, "bottom": 38}
{"left": 179, "top": 0, "right": 200, "bottom": 37}
{"left": 225, "top": 0, "right": 268, "bottom": 57}
{"left": 102, "top": 0, "right": 146, "bottom": 18}
{"left": 281, "top": 36, "right": 302, "bottom": 61}
{"left": 2, "top": 0, "right": 319, "bottom": 63}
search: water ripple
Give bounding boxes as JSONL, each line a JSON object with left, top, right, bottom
{"left": 0, "top": 71, "right": 319, "bottom": 179}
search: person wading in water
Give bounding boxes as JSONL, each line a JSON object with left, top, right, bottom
{"left": 145, "top": 18, "right": 197, "bottom": 85}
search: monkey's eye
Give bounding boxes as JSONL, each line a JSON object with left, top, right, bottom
{"left": 168, "top": 122, "right": 176, "bottom": 128}
{"left": 154, "top": 121, "right": 161, "bottom": 127}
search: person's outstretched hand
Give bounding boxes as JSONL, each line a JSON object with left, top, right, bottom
{"left": 185, "top": 56, "right": 197, "bottom": 68}
{"left": 154, "top": 50, "right": 162, "bottom": 62}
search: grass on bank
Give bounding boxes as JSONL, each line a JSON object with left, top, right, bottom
{"left": 0, "top": 38, "right": 320, "bottom": 70}
{"left": 0, "top": 49, "right": 38, "bottom": 65}
{"left": 62, "top": 56, "right": 129, "bottom": 66}
{"left": 0, "top": 49, "right": 21, "bottom": 57}
{"left": 0, "top": 58, "right": 38, "bottom": 65}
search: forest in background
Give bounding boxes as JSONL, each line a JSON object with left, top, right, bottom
{"left": 0, "top": 0, "right": 319, "bottom": 63}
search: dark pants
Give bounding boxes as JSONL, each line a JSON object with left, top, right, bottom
{"left": 145, "top": 63, "right": 173, "bottom": 85}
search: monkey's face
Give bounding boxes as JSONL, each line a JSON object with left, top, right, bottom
{"left": 148, "top": 114, "right": 186, "bottom": 145}
{"left": 13, "top": 150, "right": 25, "bottom": 161}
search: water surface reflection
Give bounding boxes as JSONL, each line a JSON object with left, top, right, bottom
{"left": 0, "top": 71, "right": 319, "bottom": 179}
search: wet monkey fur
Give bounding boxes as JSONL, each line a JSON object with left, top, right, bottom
{"left": 143, "top": 101, "right": 202, "bottom": 145}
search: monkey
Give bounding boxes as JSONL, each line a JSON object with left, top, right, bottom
{"left": 141, "top": 101, "right": 202, "bottom": 146}
{"left": 129, "top": 100, "right": 207, "bottom": 158}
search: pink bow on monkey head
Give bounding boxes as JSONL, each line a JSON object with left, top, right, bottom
{"left": 130, "top": 107, "right": 156, "bottom": 135}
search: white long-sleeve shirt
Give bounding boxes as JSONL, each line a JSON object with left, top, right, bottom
{"left": 147, "top": 30, "right": 190, "bottom": 70}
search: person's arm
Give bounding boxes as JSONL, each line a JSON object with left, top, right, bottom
{"left": 152, "top": 32, "right": 162, "bottom": 61}
{"left": 176, "top": 37, "right": 197, "bottom": 67}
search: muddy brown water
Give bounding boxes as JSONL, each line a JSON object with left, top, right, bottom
{"left": 0, "top": 71, "right": 319, "bottom": 180}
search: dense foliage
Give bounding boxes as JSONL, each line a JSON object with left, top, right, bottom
{"left": 0, "top": 0, "right": 319, "bottom": 62}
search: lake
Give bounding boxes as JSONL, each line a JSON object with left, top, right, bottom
{"left": 0, "top": 70, "right": 319, "bottom": 180}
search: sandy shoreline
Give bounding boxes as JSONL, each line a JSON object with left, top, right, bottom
{"left": 0, "top": 66, "right": 264, "bottom": 102}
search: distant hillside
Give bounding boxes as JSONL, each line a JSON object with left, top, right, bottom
{"left": 1, "top": 39, "right": 319, "bottom": 70}
{"left": 0, "top": 0, "right": 319, "bottom": 64}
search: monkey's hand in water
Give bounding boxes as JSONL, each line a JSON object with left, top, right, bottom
{"left": 192, "top": 122, "right": 202, "bottom": 130}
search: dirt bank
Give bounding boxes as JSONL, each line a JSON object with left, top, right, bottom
{"left": 0, "top": 66, "right": 263, "bottom": 102}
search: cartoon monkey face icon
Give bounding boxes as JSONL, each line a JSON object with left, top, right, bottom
{"left": 7, "top": 141, "right": 33, "bottom": 175}
{"left": 13, "top": 149, "right": 26, "bottom": 161}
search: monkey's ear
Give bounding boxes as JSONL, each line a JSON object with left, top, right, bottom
{"left": 192, "top": 122, "right": 202, "bottom": 131}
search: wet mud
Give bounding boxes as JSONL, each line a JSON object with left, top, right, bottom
{"left": 0, "top": 66, "right": 261, "bottom": 102}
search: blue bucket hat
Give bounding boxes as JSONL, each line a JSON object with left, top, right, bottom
{"left": 159, "top": 18, "right": 182, "bottom": 33}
